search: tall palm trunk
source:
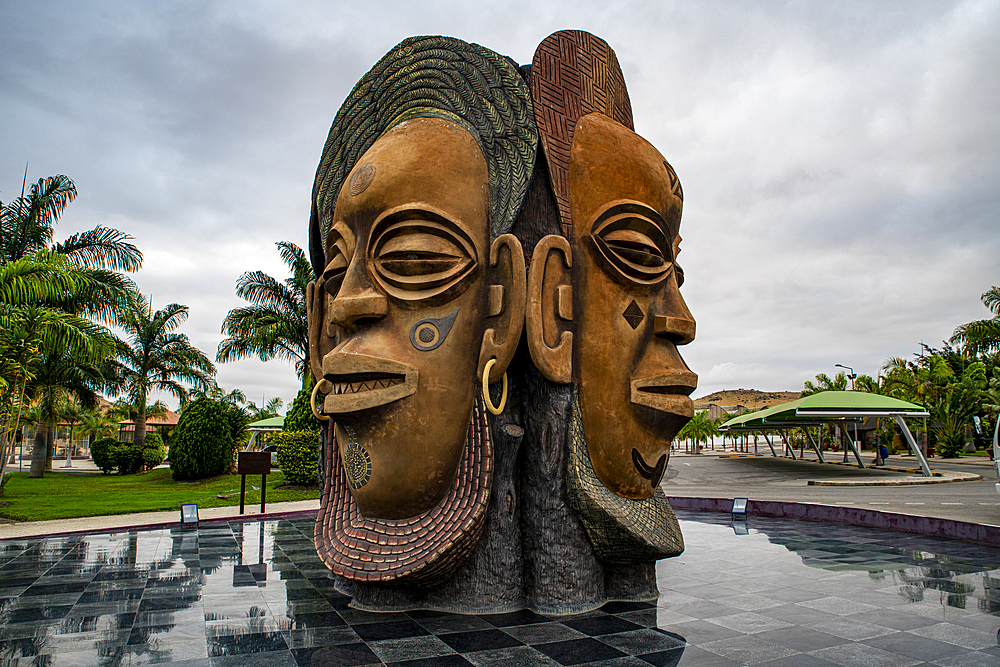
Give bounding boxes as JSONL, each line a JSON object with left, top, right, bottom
{"left": 134, "top": 411, "right": 147, "bottom": 449}
{"left": 46, "top": 422, "right": 56, "bottom": 472}
{"left": 28, "top": 423, "right": 52, "bottom": 478}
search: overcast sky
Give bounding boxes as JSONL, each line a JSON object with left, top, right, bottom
{"left": 3, "top": 0, "right": 998, "bottom": 409}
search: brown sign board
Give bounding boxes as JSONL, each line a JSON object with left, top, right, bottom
{"left": 238, "top": 451, "right": 271, "bottom": 475}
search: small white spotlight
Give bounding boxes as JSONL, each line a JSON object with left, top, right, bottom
{"left": 732, "top": 497, "right": 748, "bottom": 518}
{"left": 180, "top": 503, "right": 199, "bottom": 527}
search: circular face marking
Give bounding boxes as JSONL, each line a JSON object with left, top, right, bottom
{"left": 409, "top": 308, "right": 460, "bottom": 351}
{"left": 416, "top": 323, "right": 439, "bottom": 345}
{"left": 341, "top": 425, "right": 372, "bottom": 490}
{"left": 349, "top": 162, "right": 377, "bottom": 196}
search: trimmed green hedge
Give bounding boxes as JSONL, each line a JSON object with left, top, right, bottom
{"left": 283, "top": 378, "right": 321, "bottom": 433}
{"left": 169, "top": 397, "right": 240, "bottom": 481}
{"left": 274, "top": 430, "right": 320, "bottom": 486}
{"left": 142, "top": 433, "right": 166, "bottom": 470}
{"left": 90, "top": 437, "right": 119, "bottom": 474}
{"left": 113, "top": 444, "right": 144, "bottom": 475}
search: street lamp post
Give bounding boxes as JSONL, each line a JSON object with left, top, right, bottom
{"left": 834, "top": 364, "right": 857, "bottom": 391}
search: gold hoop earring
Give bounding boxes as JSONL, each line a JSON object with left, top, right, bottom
{"left": 482, "top": 358, "right": 507, "bottom": 415}
{"left": 310, "top": 380, "right": 331, "bottom": 422}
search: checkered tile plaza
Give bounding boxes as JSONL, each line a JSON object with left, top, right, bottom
{"left": 1, "top": 510, "right": 999, "bottom": 666}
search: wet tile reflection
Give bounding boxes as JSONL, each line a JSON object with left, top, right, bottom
{"left": 0, "top": 511, "right": 998, "bottom": 665}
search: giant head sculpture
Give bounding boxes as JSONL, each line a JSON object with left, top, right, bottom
{"left": 307, "top": 36, "right": 535, "bottom": 586}
{"left": 525, "top": 31, "right": 695, "bottom": 562}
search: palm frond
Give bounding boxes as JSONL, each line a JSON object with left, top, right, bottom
{"left": 217, "top": 242, "right": 310, "bottom": 382}
{"left": 0, "top": 252, "right": 78, "bottom": 305}
{"left": 55, "top": 226, "right": 142, "bottom": 272}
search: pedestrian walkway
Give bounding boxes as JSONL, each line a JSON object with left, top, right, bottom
{"left": 0, "top": 500, "right": 321, "bottom": 541}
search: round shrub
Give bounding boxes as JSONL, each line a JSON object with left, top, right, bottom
{"left": 113, "top": 444, "right": 144, "bottom": 475}
{"left": 90, "top": 437, "right": 119, "bottom": 474}
{"left": 142, "top": 432, "right": 166, "bottom": 470}
{"left": 283, "top": 379, "right": 321, "bottom": 433}
{"left": 169, "top": 396, "right": 238, "bottom": 480}
{"left": 274, "top": 429, "right": 320, "bottom": 486}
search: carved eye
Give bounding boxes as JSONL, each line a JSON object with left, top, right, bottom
{"left": 376, "top": 231, "right": 469, "bottom": 279}
{"left": 601, "top": 229, "right": 666, "bottom": 268}
{"left": 592, "top": 210, "right": 672, "bottom": 283}
{"left": 369, "top": 212, "right": 478, "bottom": 301}
{"left": 322, "top": 228, "right": 352, "bottom": 297}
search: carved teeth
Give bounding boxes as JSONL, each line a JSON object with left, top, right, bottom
{"left": 332, "top": 377, "right": 404, "bottom": 395}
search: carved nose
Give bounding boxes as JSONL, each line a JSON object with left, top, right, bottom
{"left": 654, "top": 315, "right": 695, "bottom": 345}
{"left": 329, "top": 291, "right": 388, "bottom": 331}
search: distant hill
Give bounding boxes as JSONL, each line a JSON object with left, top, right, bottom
{"left": 693, "top": 389, "right": 801, "bottom": 409}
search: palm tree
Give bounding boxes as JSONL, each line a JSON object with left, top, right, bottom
{"left": 0, "top": 298, "right": 115, "bottom": 486}
{"left": 108, "top": 295, "right": 215, "bottom": 449}
{"left": 217, "top": 242, "right": 314, "bottom": 387}
{"left": 246, "top": 397, "right": 284, "bottom": 421}
{"left": 77, "top": 406, "right": 120, "bottom": 443}
{"left": 951, "top": 286, "right": 1000, "bottom": 356}
{"left": 2, "top": 175, "right": 140, "bottom": 320}
{"left": 882, "top": 354, "right": 954, "bottom": 406}
{"left": 1, "top": 173, "right": 77, "bottom": 263}
{"left": 1, "top": 174, "right": 141, "bottom": 273}
{"left": 801, "top": 372, "right": 849, "bottom": 397}
{"left": 676, "top": 411, "right": 717, "bottom": 453}
{"left": 25, "top": 354, "right": 106, "bottom": 477}
{"left": 0, "top": 173, "right": 141, "bottom": 481}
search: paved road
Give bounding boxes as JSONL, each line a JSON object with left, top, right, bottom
{"left": 662, "top": 453, "right": 1000, "bottom": 526}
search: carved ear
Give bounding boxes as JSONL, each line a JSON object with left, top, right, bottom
{"left": 306, "top": 280, "right": 328, "bottom": 383}
{"left": 526, "top": 234, "right": 573, "bottom": 383}
{"left": 478, "top": 233, "right": 526, "bottom": 382}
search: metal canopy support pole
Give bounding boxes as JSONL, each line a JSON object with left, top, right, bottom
{"left": 892, "top": 414, "right": 931, "bottom": 477}
{"left": 845, "top": 427, "right": 866, "bottom": 468}
{"left": 780, "top": 430, "right": 797, "bottom": 460}
{"left": 805, "top": 427, "right": 825, "bottom": 463}
{"left": 762, "top": 433, "right": 778, "bottom": 457}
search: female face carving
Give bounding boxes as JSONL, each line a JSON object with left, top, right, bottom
{"left": 569, "top": 112, "right": 697, "bottom": 500}
{"left": 312, "top": 117, "right": 491, "bottom": 520}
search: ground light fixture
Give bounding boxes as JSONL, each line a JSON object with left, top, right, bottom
{"left": 180, "top": 503, "right": 199, "bottom": 527}
{"left": 731, "top": 497, "right": 748, "bottom": 518}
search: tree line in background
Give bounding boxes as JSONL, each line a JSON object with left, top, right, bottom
{"left": 0, "top": 173, "right": 320, "bottom": 494}
{"left": 677, "top": 286, "right": 1000, "bottom": 458}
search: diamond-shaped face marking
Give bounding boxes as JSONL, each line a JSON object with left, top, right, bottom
{"left": 622, "top": 300, "right": 644, "bottom": 330}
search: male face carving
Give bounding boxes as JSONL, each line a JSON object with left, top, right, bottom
{"left": 569, "top": 113, "right": 697, "bottom": 500}
{"left": 315, "top": 117, "right": 491, "bottom": 519}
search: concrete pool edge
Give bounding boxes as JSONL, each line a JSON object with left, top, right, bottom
{"left": 667, "top": 495, "right": 1000, "bottom": 546}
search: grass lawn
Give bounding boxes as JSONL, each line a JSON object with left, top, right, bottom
{"left": 0, "top": 468, "right": 320, "bottom": 522}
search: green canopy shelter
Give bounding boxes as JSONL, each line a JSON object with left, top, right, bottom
{"left": 246, "top": 416, "right": 284, "bottom": 450}
{"left": 720, "top": 391, "right": 931, "bottom": 476}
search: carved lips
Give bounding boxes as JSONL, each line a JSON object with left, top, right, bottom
{"left": 322, "top": 352, "right": 418, "bottom": 413}
{"left": 629, "top": 370, "right": 698, "bottom": 418}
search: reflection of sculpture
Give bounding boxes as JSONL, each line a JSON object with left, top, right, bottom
{"left": 306, "top": 30, "right": 694, "bottom": 613}
{"left": 307, "top": 36, "right": 533, "bottom": 588}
